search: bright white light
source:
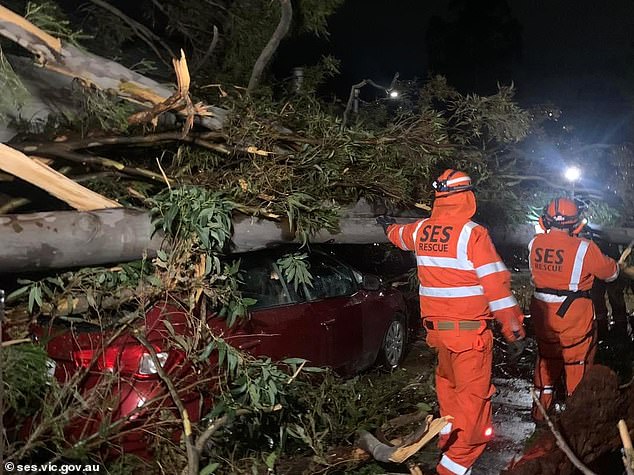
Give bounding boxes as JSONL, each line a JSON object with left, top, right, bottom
{"left": 389, "top": 90, "right": 399, "bottom": 98}
{"left": 564, "top": 166, "right": 581, "bottom": 182}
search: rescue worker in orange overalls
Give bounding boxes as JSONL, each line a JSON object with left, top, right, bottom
{"left": 529, "top": 197, "right": 620, "bottom": 421}
{"left": 378, "top": 169, "right": 526, "bottom": 475}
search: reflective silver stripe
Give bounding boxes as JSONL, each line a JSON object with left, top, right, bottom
{"left": 440, "top": 422, "right": 453, "bottom": 435}
{"left": 398, "top": 226, "right": 407, "bottom": 250}
{"left": 475, "top": 261, "right": 507, "bottom": 278}
{"left": 534, "top": 292, "right": 566, "bottom": 303}
{"left": 412, "top": 219, "right": 426, "bottom": 246}
{"left": 489, "top": 295, "right": 518, "bottom": 312}
{"left": 457, "top": 221, "right": 478, "bottom": 264}
{"left": 440, "top": 454, "right": 471, "bottom": 475}
{"left": 446, "top": 176, "right": 471, "bottom": 186}
{"left": 419, "top": 285, "right": 484, "bottom": 297}
{"left": 536, "top": 386, "right": 554, "bottom": 395}
{"left": 605, "top": 266, "right": 620, "bottom": 283}
{"left": 569, "top": 240, "right": 589, "bottom": 291}
{"left": 416, "top": 255, "right": 474, "bottom": 270}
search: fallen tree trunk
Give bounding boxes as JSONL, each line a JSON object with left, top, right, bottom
{"left": 0, "top": 208, "right": 164, "bottom": 272}
{"left": 2, "top": 206, "right": 634, "bottom": 273}
{"left": 0, "top": 204, "right": 420, "bottom": 272}
{"left": 489, "top": 224, "right": 634, "bottom": 247}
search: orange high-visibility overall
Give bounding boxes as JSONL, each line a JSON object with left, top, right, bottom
{"left": 387, "top": 190, "right": 524, "bottom": 475}
{"left": 528, "top": 229, "right": 618, "bottom": 419}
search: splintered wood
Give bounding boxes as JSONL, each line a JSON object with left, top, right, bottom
{"left": 356, "top": 415, "right": 453, "bottom": 464}
{"left": 128, "top": 49, "right": 211, "bottom": 136}
{"left": 0, "top": 144, "right": 120, "bottom": 210}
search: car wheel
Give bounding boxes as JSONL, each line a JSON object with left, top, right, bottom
{"left": 379, "top": 317, "right": 406, "bottom": 369}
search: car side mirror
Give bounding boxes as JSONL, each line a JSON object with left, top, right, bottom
{"left": 362, "top": 274, "right": 381, "bottom": 291}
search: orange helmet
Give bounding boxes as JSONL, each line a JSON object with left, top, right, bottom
{"left": 539, "top": 197, "right": 585, "bottom": 233}
{"left": 432, "top": 169, "right": 474, "bottom": 197}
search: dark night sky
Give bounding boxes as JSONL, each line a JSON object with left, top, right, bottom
{"left": 276, "top": 0, "right": 634, "bottom": 142}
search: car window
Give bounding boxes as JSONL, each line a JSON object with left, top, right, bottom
{"left": 238, "top": 256, "right": 300, "bottom": 309}
{"left": 306, "top": 253, "right": 358, "bottom": 300}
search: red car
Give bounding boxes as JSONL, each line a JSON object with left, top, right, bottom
{"left": 30, "top": 248, "right": 413, "bottom": 456}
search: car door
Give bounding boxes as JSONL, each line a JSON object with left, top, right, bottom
{"left": 236, "top": 254, "right": 330, "bottom": 366}
{"left": 303, "top": 252, "right": 365, "bottom": 373}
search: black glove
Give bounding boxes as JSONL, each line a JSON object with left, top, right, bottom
{"left": 376, "top": 215, "right": 396, "bottom": 232}
{"left": 507, "top": 338, "right": 526, "bottom": 363}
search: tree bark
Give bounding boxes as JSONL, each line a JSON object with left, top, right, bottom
{"left": 0, "top": 208, "right": 164, "bottom": 272}
{"left": 0, "top": 202, "right": 421, "bottom": 272}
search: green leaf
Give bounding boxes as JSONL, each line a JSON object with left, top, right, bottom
{"left": 6, "top": 285, "right": 30, "bottom": 303}
{"left": 218, "top": 344, "right": 226, "bottom": 367}
{"left": 27, "top": 287, "right": 35, "bottom": 313}
{"left": 163, "top": 320, "right": 176, "bottom": 337}
{"left": 200, "top": 341, "right": 216, "bottom": 361}
{"left": 282, "top": 358, "right": 307, "bottom": 365}
{"left": 33, "top": 286, "right": 43, "bottom": 308}
{"left": 264, "top": 452, "right": 277, "bottom": 469}
{"left": 200, "top": 462, "right": 220, "bottom": 475}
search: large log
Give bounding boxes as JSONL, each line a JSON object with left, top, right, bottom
{"left": 1, "top": 204, "right": 631, "bottom": 273}
{"left": 0, "top": 208, "right": 164, "bottom": 272}
{"left": 0, "top": 204, "right": 419, "bottom": 272}
{"left": 489, "top": 223, "right": 634, "bottom": 247}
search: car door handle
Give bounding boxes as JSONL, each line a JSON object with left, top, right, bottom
{"left": 321, "top": 318, "right": 336, "bottom": 327}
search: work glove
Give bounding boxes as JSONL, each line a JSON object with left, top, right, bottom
{"left": 376, "top": 215, "right": 396, "bottom": 232}
{"left": 506, "top": 337, "right": 526, "bottom": 363}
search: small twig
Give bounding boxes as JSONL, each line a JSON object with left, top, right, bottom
{"left": 620, "top": 375, "right": 634, "bottom": 389}
{"left": 0, "top": 197, "right": 30, "bottom": 214}
{"left": 1, "top": 338, "right": 30, "bottom": 348}
{"left": 155, "top": 155, "right": 172, "bottom": 191}
{"left": 194, "top": 404, "right": 281, "bottom": 456}
{"left": 135, "top": 333, "right": 198, "bottom": 475}
{"left": 192, "top": 25, "right": 219, "bottom": 75}
{"left": 341, "top": 77, "right": 395, "bottom": 130}
{"left": 287, "top": 360, "right": 306, "bottom": 384}
{"left": 194, "top": 409, "right": 248, "bottom": 453}
{"left": 618, "top": 420, "right": 634, "bottom": 475}
{"left": 530, "top": 389, "right": 597, "bottom": 475}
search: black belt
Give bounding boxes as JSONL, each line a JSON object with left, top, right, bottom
{"left": 535, "top": 287, "right": 591, "bottom": 318}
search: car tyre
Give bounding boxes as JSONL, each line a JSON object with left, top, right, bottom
{"left": 378, "top": 316, "right": 406, "bottom": 369}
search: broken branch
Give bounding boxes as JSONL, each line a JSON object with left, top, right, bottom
{"left": 356, "top": 415, "right": 453, "bottom": 464}
{"left": 0, "top": 144, "right": 119, "bottom": 210}
{"left": 247, "top": 0, "right": 293, "bottom": 93}
{"left": 618, "top": 420, "right": 634, "bottom": 475}
{"left": 530, "top": 389, "right": 597, "bottom": 475}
